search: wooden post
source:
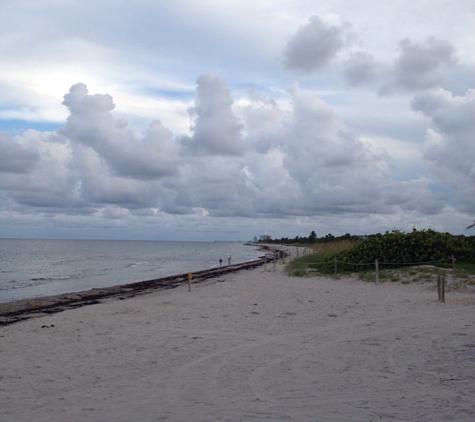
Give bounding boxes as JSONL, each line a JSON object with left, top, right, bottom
{"left": 296, "top": 248, "right": 299, "bottom": 258}
{"left": 441, "top": 275, "right": 446, "bottom": 303}
{"left": 273, "top": 258, "right": 276, "bottom": 272}
{"left": 334, "top": 258, "right": 337, "bottom": 279}
{"left": 375, "top": 259, "right": 379, "bottom": 284}
{"left": 437, "top": 274, "right": 441, "bottom": 300}
{"left": 437, "top": 274, "right": 446, "bottom": 302}
{"left": 188, "top": 272, "right": 192, "bottom": 292}
{"left": 264, "top": 255, "right": 267, "bottom": 271}
{"left": 451, "top": 255, "right": 456, "bottom": 271}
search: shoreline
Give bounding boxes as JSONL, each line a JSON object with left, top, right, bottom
{"left": 0, "top": 244, "right": 283, "bottom": 326}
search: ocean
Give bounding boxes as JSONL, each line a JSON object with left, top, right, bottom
{"left": 0, "top": 239, "right": 263, "bottom": 303}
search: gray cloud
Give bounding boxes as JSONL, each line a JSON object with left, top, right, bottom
{"left": 380, "top": 37, "right": 457, "bottom": 95}
{"left": 0, "top": 130, "right": 78, "bottom": 209}
{"left": 0, "top": 133, "right": 39, "bottom": 174}
{"left": 69, "top": 145, "right": 160, "bottom": 209}
{"left": 274, "top": 84, "right": 446, "bottom": 216}
{"left": 343, "top": 51, "right": 380, "bottom": 87}
{"left": 179, "top": 73, "right": 245, "bottom": 156}
{"left": 412, "top": 88, "right": 475, "bottom": 212}
{"left": 284, "top": 16, "right": 345, "bottom": 73}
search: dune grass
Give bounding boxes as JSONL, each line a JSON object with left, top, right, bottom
{"left": 286, "top": 240, "right": 358, "bottom": 276}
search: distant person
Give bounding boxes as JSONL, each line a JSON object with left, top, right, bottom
{"left": 228, "top": 255, "right": 231, "bottom": 265}
{"left": 219, "top": 258, "right": 223, "bottom": 266}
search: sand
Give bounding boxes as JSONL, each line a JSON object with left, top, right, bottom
{"left": 1, "top": 262, "right": 474, "bottom": 421}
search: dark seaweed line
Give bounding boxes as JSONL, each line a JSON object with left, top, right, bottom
{"left": 0, "top": 257, "right": 268, "bottom": 326}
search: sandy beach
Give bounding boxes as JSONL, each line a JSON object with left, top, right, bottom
{"left": 1, "top": 261, "right": 474, "bottom": 421}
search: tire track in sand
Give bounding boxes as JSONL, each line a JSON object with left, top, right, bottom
{"left": 161, "top": 305, "right": 474, "bottom": 421}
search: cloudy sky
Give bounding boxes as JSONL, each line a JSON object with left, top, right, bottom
{"left": 1, "top": 0, "right": 474, "bottom": 241}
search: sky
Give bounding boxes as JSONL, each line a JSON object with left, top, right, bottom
{"left": 1, "top": 0, "right": 474, "bottom": 241}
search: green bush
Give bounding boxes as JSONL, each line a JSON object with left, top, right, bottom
{"left": 318, "top": 229, "right": 475, "bottom": 274}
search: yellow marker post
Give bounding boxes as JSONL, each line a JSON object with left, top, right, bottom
{"left": 188, "top": 272, "right": 193, "bottom": 292}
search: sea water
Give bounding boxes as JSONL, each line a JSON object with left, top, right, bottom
{"left": 0, "top": 239, "right": 262, "bottom": 303}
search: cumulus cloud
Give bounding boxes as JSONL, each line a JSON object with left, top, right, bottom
{"left": 160, "top": 156, "right": 258, "bottom": 217}
{"left": 237, "top": 91, "right": 290, "bottom": 154}
{"left": 0, "top": 130, "right": 78, "bottom": 209}
{"left": 275, "top": 84, "right": 446, "bottom": 215}
{"left": 380, "top": 37, "right": 457, "bottom": 95}
{"left": 69, "top": 144, "right": 162, "bottom": 210}
{"left": 179, "top": 73, "right": 245, "bottom": 156}
{"left": 0, "top": 133, "right": 39, "bottom": 174}
{"left": 284, "top": 16, "right": 345, "bottom": 73}
{"left": 412, "top": 88, "right": 475, "bottom": 212}
{"left": 62, "top": 83, "right": 178, "bottom": 180}
{"left": 0, "top": 75, "right": 457, "bottom": 237}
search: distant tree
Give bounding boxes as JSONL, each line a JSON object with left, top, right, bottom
{"left": 309, "top": 230, "right": 317, "bottom": 243}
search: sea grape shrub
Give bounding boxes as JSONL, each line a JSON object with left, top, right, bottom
{"left": 318, "top": 229, "right": 475, "bottom": 273}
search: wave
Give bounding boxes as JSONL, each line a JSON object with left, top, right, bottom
{"left": 0, "top": 274, "right": 81, "bottom": 290}
{"left": 127, "top": 261, "right": 149, "bottom": 268}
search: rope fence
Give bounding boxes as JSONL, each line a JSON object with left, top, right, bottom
{"left": 287, "top": 255, "right": 457, "bottom": 281}
{"left": 264, "top": 247, "right": 452, "bottom": 303}
{"left": 279, "top": 249, "right": 455, "bottom": 302}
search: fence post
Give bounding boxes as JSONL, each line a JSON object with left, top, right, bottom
{"left": 437, "top": 274, "right": 446, "bottom": 302}
{"left": 441, "top": 275, "right": 446, "bottom": 303}
{"left": 264, "top": 255, "right": 267, "bottom": 271}
{"left": 296, "top": 248, "right": 299, "bottom": 258}
{"left": 375, "top": 259, "right": 379, "bottom": 284}
{"left": 334, "top": 258, "right": 337, "bottom": 279}
{"left": 451, "top": 255, "right": 456, "bottom": 271}
{"left": 273, "top": 258, "right": 276, "bottom": 272}
{"left": 437, "top": 274, "right": 441, "bottom": 301}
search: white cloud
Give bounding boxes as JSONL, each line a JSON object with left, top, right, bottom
{"left": 413, "top": 88, "right": 475, "bottom": 212}
{"left": 61, "top": 83, "right": 179, "bottom": 180}
{"left": 1, "top": 1, "right": 474, "bottom": 239}
{"left": 179, "top": 74, "right": 246, "bottom": 156}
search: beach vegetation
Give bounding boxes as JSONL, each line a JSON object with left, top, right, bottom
{"left": 286, "top": 229, "right": 475, "bottom": 283}
{"left": 260, "top": 231, "right": 361, "bottom": 246}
